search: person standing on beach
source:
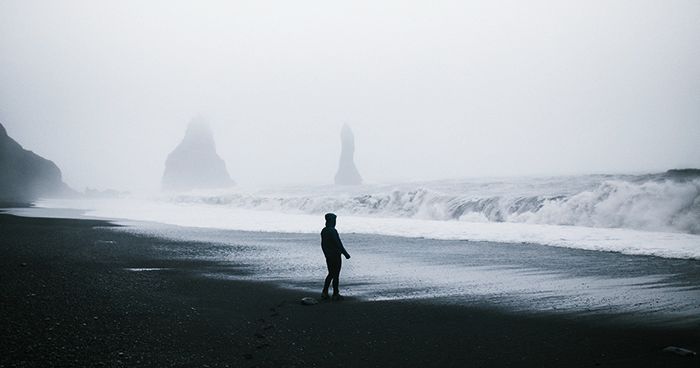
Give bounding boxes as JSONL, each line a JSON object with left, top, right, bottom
{"left": 321, "top": 213, "right": 350, "bottom": 301}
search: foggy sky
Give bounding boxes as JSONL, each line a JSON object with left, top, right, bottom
{"left": 1, "top": 0, "right": 699, "bottom": 191}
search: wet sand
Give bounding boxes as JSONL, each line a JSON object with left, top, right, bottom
{"left": 0, "top": 213, "right": 697, "bottom": 367}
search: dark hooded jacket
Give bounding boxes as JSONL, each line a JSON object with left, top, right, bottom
{"left": 321, "top": 214, "right": 349, "bottom": 258}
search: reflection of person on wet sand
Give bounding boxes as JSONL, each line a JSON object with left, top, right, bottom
{"left": 321, "top": 213, "right": 350, "bottom": 301}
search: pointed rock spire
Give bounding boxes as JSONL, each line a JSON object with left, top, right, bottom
{"left": 162, "top": 118, "right": 234, "bottom": 191}
{"left": 334, "top": 124, "right": 363, "bottom": 185}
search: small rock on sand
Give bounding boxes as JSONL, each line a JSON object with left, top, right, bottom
{"left": 301, "top": 297, "right": 318, "bottom": 306}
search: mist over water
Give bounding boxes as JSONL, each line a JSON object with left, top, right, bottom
{"left": 1, "top": 1, "right": 699, "bottom": 191}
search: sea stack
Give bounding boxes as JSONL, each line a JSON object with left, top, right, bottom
{"left": 162, "top": 119, "right": 234, "bottom": 191}
{"left": 0, "top": 123, "right": 71, "bottom": 203}
{"left": 334, "top": 124, "right": 363, "bottom": 185}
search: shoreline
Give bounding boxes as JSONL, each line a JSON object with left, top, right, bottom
{"left": 1, "top": 212, "right": 698, "bottom": 367}
{"left": 22, "top": 197, "right": 700, "bottom": 261}
{"left": 34, "top": 205, "right": 698, "bottom": 328}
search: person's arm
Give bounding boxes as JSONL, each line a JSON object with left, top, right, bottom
{"left": 334, "top": 229, "right": 350, "bottom": 259}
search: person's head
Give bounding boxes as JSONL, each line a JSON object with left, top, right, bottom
{"left": 325, "top": 213, "right": 337, "bottom": 228}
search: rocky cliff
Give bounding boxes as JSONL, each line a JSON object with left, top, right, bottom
{"left": 0, "top": 123, "right": 70, "bottom": 203}
{"left": 162, "top": 120, "right": 234, "bottom": 191}
{"left": 334, "top": 124, "right": 363, "bottom": 185}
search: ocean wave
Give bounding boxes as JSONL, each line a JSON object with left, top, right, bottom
{"left": 165, "top": 171, "right": 700, "bottom": 235}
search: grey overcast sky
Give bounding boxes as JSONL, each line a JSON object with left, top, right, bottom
{"left": 1, "top": 0, "right": 699, "bottom": 191}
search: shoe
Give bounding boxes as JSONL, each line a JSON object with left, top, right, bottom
{"left": 331, "top": 294, "right": 344, "bottom": 301}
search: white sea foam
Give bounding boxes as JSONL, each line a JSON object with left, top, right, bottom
{"left": 32, "top": 191, "right": 700, "bottom": 260}
{"left": 124, "top": 268, "right": 171, "bottom": 272}
{"left": 159, "top": 173, "right": 700, "bottom": 234}
{"left": 17, "top": 172, "right": 699, "bottom": 260}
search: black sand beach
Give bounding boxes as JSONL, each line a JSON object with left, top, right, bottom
{"left": 1, "top": 212, "right": 698, "bottom": 367}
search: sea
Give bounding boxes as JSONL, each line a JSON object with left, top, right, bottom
{"left": 9, "top": 170, "right": 700, "bottom": 326}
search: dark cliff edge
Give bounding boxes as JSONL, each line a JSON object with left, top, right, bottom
{"left": 0, "top": 123, "right": 71, "bottom": 204}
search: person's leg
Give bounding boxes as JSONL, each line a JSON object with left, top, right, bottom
{"left": 322, "top": 257, "right": 333, "bottom": 297}
{"left": 332, "top": 256, "right": 342, "bottom": 296}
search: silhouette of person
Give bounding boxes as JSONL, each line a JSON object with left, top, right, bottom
{"left": 321, "top": 213, "right": 350, "bottom": 300}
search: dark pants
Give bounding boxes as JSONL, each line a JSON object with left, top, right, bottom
{"left": 323, "top": 255, "right": 342, "bottom": 295}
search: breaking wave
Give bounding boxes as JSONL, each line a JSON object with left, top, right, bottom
{"left": 166, "top": 170, "right": 700, "bottom": 235}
